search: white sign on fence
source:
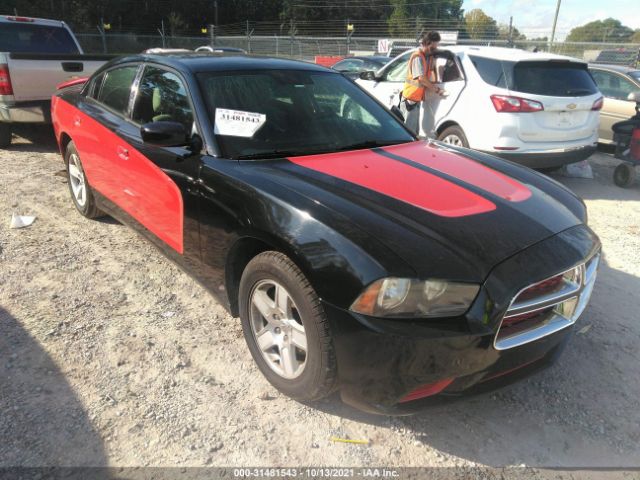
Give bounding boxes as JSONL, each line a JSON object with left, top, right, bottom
{"left": 377, "top": 39, "right": 391, "bottom": 54}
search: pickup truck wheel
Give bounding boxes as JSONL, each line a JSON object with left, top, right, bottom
{"left": 0, "top": 123, "right": 12, "bottom": 148}
{"left": 239, "top": 251, "right": 337, "bottom": 401}
{"left": 438, "top": 125, "right": 469, "bottom": 148}
{"left": 64, "top": 141, "right": 104, "bottom": 219}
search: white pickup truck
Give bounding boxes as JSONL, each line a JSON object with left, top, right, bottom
{"left": 0, "top": 15, "right": 112, "bottom": 147}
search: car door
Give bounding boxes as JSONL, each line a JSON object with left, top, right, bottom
{"left": 426, "top": 51, "right": 466, "bottom": 135}
{"left": 115, "top": 64, "right": 203, "bottom": 257}
{"left": 357, "top": 50, "right": 412, "bottom": 108}
{"left": 591, "top": 69, "right": 639, "bottom": 142}
{"left": 70, "top": 63, "right": 142, "bottom": 211}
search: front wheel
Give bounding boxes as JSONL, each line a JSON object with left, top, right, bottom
{"left": 437, "top": 125, "right": 469, "bottom": 148}
{"left": 239, "top": 251, "right": 337, "bottom": 401}
{"left": 0, "top": 123, "right": 12, "bottom": 148}
{"left": 613, "top": 162, "right": 636, "bottom": 188}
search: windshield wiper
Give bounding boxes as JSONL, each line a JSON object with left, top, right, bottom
{"left": 332, "top": 140, "right": 408, "bottom": 152}
{"left": 236, "top": 150, "right": 304, "bottom": 160}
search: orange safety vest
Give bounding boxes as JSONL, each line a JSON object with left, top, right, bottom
{"left": 402, "top": 51, "right": 434, "bottom": 102}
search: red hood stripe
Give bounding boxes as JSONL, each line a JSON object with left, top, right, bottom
{"left": 381, "top": 141, "right": 532, "bottom": 202}
{"left": 288, "top": 148, "right": 496, "bottom": 218}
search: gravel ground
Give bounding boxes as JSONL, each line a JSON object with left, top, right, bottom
{"left": 1, "top": 126, "right": 639, "bottom": 471}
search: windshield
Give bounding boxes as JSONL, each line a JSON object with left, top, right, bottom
{"left": 0, "top": 23, "right": 79, "bottom": 54}
{"left": 197, "top": 70, "right": 414, "bottom": 159}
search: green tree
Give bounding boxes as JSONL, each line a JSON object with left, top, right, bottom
{"left": 497, "top": 24, "right": 526, "bottom": 42}
{"left": 464, "top": 9, "right": 498, "bottom": 40}
{"left": 566, "top": 18, "right": 634, "bottom": 43}
{"left": 632, "top": 30, "right": 640, "bottom": 43}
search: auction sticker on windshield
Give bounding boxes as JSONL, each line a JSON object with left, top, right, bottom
{"left": 214, "top": 108, "right": 266, "bottom": 137}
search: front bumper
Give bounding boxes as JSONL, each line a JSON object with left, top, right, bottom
{"left": 485, "top": 144, "right": 597, "bottom": 169}
{"left": 325, "top": 225, "right": 601, "bottom": 415}
{"left": 0, "top": 100, "right": 51, "bottom": 124}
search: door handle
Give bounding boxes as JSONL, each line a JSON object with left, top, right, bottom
{"left": 62, "top": 62, "right": 84, "bottom": 73}
{"left": 117, "top": 146, "right": 129, "bottom": 160}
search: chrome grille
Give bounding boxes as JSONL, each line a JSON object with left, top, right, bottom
{"left": 494, "top": 253, "right": 600, "bottom": 351}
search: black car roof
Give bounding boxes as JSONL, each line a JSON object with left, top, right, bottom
{"left": 109, "top": 53, "right": 333, "bottom": 74}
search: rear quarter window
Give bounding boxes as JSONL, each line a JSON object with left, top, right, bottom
{"left": 469, "top": 55, "right": 513, "bottom": 88}
{"left": 0, "top": 23, "right": 79, "bottom": 53}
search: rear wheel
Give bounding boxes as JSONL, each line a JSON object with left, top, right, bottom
{"left": 239, "top": 251, "right": 337, "bottom": 401}
{"left": 438, "top": 125, "right": 469, "bottom": 148}
{"left": 613, "top": 163, "right": 636, "bottom": 188}
{"left": 0, "top": 123, "right": 12, "bottom": 148}
{"left": 64, "top": 141, "right": 104, "bottom": 219}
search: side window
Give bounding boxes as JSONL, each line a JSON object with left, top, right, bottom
{"left": 132, "top": 66, "right": 194, "bottom": 131}
{"left": 383, "top": 51, "right": 412, "bottom": 82}
{"left": 592, "top": 70, "right": 637, "bottom": 100}
{"left": 87, "top": 73, "right": 104, "bottom": 99}
{"left": 470, "top": 55, "right": 510, "bottom": 88}
{"left": 437, "top": 56, "right": 463, "bottom": 82}
{"left": 96, "top": 66, "right": 139, "bottom": 115}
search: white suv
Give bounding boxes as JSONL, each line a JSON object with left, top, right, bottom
{"left": 357, "top": 46, "right": 603, "bottom": 168}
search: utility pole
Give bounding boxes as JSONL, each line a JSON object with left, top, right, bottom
{"left": 508, "top": 16, "right": 513, "bottom": 47}
{"left": 550, "top": 0, "right": 561, "bottom": 50}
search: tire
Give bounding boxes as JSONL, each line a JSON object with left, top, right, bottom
{"left": 64, "top": 141, "right": 104, "bottom": 219}
{"left": 0, "top": 123, "right": 12, "bottom": 148}
{"left": 613, "top": 163, "right": 636, "bottom": 188}
{"left": 239, "top": 251, "right": 337, "bottom": 401}
{"left": 437, "top": 125, "right": 469, "bottom": 148}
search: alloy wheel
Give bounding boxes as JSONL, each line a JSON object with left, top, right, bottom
{"left": 68, "top": 153, "right": 87, "bottom": 207}
{"left": 249, "top": 279, "right": 308, "bottom": 379}
{"left": 442, "top": 134, "right": 463, "bottom": 146}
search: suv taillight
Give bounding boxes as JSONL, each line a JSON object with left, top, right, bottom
{"left": 491, "top": 94, "right": 544, "bottom": 113}
{"left": 0, "top": 64, "right": 13, "bottom": 95}
{"left": 592, "top": 97, "right": 604, "bottom": 111}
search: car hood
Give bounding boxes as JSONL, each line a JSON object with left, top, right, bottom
{"left": 247, "top": 141, "right": 586, "bottom": 282}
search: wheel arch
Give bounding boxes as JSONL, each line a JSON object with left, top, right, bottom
{"left": 59, "top": 132, "right": 73, "bottom": 157}
{"left": 436, "top": 120, "right": 461, "bottom": 137}
{"left": 224, "top": 233, "right": 316, "bottom": 317}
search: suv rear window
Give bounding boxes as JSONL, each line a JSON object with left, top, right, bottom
{"left": 470, "top": 55, "right": 598, "bottom": 97}
{"left": 0, "top": 23, "right": 79, "bottom": 54}
{"left": 513, "top": 61, "right": 598, "bottom": 97}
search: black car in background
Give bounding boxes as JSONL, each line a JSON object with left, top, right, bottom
{"left": 52, "top": 53, "right": 600, "bottom": 414}
{"left": 332, "top": 55, "right": 391, "bottom": 78}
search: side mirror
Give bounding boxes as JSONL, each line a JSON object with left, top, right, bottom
{"left": 358, "top": 70, "right": 379, "bottom": 81}
{"left": 627, "top": 91, "right": 640, "bottom": 103}
{"left": 390, "top": 105, "right": 404, "bottom": 122}
{"left": 140, "top": 121, "right": 189, "bottom": 147}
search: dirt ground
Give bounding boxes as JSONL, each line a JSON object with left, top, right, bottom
{"left": 1, "top": 126, "right": 639, "bottom": 471}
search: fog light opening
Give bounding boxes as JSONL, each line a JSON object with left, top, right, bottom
{"left": 398, "top": 378, "right": 455, "bottom": 403}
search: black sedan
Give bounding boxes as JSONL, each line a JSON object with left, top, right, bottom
{"left": 51, "top": 53, "right": 600, "bottom": 414}
{"left": 332, "top": 55, "right": 391, "bottom": 78}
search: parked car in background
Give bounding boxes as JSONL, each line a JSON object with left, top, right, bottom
{"left": 52, "top": 53, "right": 600, "bottom": 414}
{"left": 357, "top": 46, "right": 603, "bottom": 169}
{"left": 0, "top": 15, "right": 112, "bottom": 147}
{"left": 589, "top": 64, "right": 640, "bottom": 143}
{"left": 195, "top": 45, "right": 247, "bottom": 54}
{"left": 331, "top": 55, "right": 391, "bottom": 79}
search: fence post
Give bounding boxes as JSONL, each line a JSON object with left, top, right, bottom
{"left": 275, "top": 35, "right": 279, "bottom": 56}
{"left": 158, "top": 20, "right": 166, "bottom": 48}
{"left": 97, "top": 20, "right": 107, "bottom": 53}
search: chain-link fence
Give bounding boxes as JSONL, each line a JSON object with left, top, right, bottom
{"left": 75, "top": 33, "right": 640, "bottom": 66}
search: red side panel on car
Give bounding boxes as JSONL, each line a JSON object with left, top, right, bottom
{"left": 53, "top": 98, "right": 184, "bottom": 253}
{"left": 288, "top": 148, "right": 497, "bottom": 218}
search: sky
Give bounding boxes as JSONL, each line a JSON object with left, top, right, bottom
{"left": 461, "top": 0, "right": 640, "bottom": 40}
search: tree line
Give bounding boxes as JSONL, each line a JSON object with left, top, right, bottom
{"left": 1, "top": 0, "right": 639, "bottom": 43}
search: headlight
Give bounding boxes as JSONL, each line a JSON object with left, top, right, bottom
{"left": 350, "top": 277, "right": 480, "bottom": 318}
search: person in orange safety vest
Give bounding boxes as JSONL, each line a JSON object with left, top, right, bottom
{"left": 400, "top": 31, "right": 445, "bottom": 136}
